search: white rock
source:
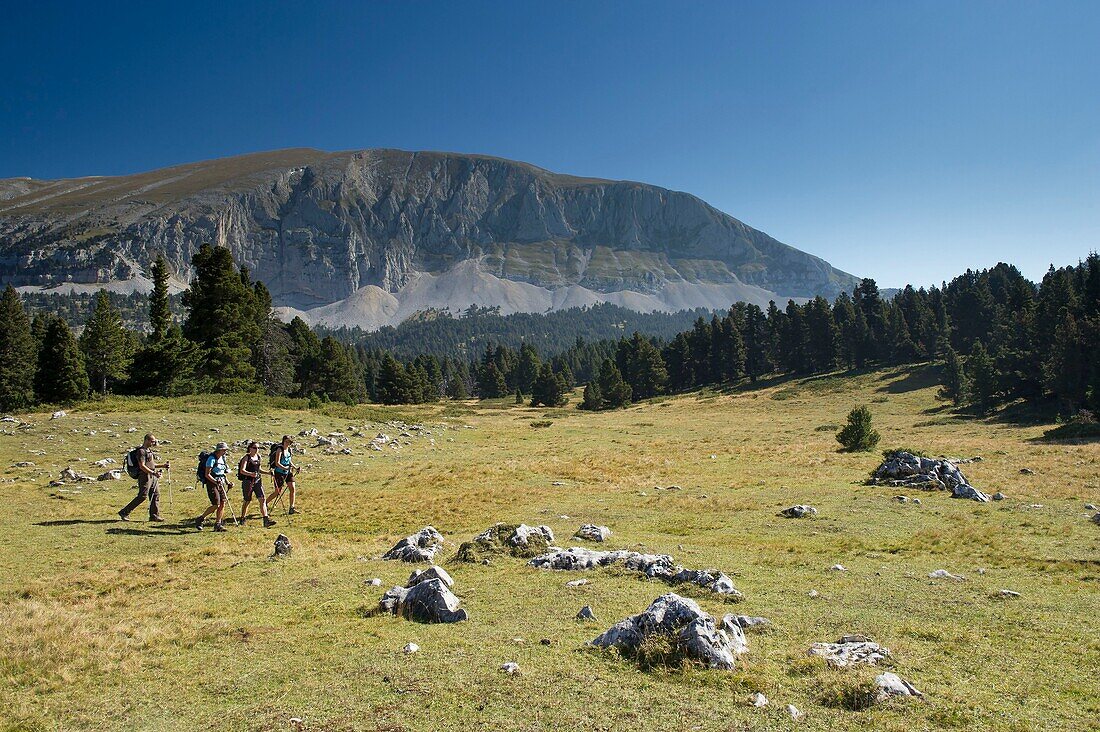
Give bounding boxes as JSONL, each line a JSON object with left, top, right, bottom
{"left": 365, "top": 578, "right": 383, "bottom": 587}
{"left": 403, "top": 642, "right": 419, "bottom": 654}
{"left": 787, "top": 704, "right": 803, "bottom": 720}
{"left": 751, "top": 692, "right": 768, "bottom": 707}
{"left": 928, "top": 569, "right": 966, "bottom": 581}
{"left": 51, "top": 410, "right": 67, "bottom": 419}
{"left": 500, "top": 661, "right": 520, "bottom": 675}
{"left": 874, "top": 671, "right": 923, "bottom": 701}
{"left": 566, "top": 578, "right": 589, "bottom": 587}
{"left": 808, "top": 589, "right": 820, "bottom": 598}
{"left": 997, "top": 589, "right": 1021, "bottom": 598}
{"left": 829, "top": 564, "right": 847, "bottom": 572}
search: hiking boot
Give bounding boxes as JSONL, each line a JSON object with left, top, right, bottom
{"left": 195, "top": 517, "right": 205, "bottom": 531}
{"left": 238, "top": 516, "right": 246, "bottom": 526}
{"left": 263, "top": 517, "right": 276, "bottom": 528}
{"left": 149, "top": 515, "right": 165, "bottom": 522}
{"left": 118, "top": 511, "right": 131, "bottom": 522}
{"left": 213, "top": 522, "right": 227, "bottom": 532}
{"left": 287, "top": 507, "right": 299, "bottom": 515}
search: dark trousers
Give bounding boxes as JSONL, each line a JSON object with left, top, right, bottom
{"left": 120, "top": 474, "right": 160, "bottom": 518}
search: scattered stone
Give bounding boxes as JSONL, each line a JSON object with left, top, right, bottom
{"left": 724, "top": 614, "right": 770, "bottom": 630}
{"left": 997, "top": 589, "right": 1021, "bottom": 598}
{"left": 894, "top": 495, "right": 909, "bottom": 503}
{"left": 379, "top": 578, "right": 468, "bottom": 623}
{"left": 566, "top": 578, "right": 589, "bottom": 587}
{"left": 510, "top": 524, "right": 554, "bottom": 549}
{"left": 298, "top": 428, "right": 319, "bottom": 437}
{"left": 591, "top": 593, "right": 746, "bottom": 670}
{"left": 97, "top": 469, "right": 123, "bottom": 481}
{"left": 365, "top": 578, "right": 383, "bottom": 587}
{"left": 0, "top": 415, "right": 20, "bottom": 424}
{"left": 787, "top": 704, "right": 803, "bottom": 721}
{"left": 407, "top": 565, "right": 454, "bottom": 588}
{"left": 1085, "top": 503, "right": 1097, "bottom": 511}
{"left": 1091, "top": 512, "right": 1100, "bottom": 526}
{"left": 93, "top": 458, "right": 116, "bottom": 467}
{"left": 912, "top": 498, "right": 922, "bottom": 505}
{"left": 751, "top": 692, "right": 768, "bottom": 707}
{"left": 779, "top": 504, "right": 818, "bottom": 518}
{"left": 529, "top": 547, "right": 743, "bottom": 599}
{"left": 1019, "top": 468, "right": 1034, "bottom": 475}
{"left": 50, "top": 410, "right": 67, "bottom": 420}
{"left": 273, "top": 534, "right": 292, "bottom": 557}
{"left": 551, "top": 481, "right": 565, "bottom": 486}
{"left": 829, "top": 564, "right": 847, "bottom": 572}
{"left": 540, "top": 638, "right": 552, "bottom": 646}
{"left": 383, "top": 526, "right": 445, "bottom": 563}
{"left": 500, "top": 662, "right": 520, "bottom": 675}
{"left": 870, "top": 451, "right": 989, "bottom": 502}
{"left": 808, "top": 636, "right": 891, "bottom": 667}
{"left": 874, "top": 672, "right": 923, "bottom": 702}
{"left": 808, "top": 589, "right": 820, "bottom": 598}
{"left": 403, "top": 642, "right": 419, "bottom": 654}
{"left": 576, "top": 605, "right": 597, "bottom": 621}
{"left": 929, "top": 569, "right": 966, "bottom": 581}
{"left": 59, "top": 467, "right": 95, "bottom": 483}
{"left": 13, "top": 461, "right": 35, "bottom": 468}
{"left": 574, "top": 524, "right": 612, "bottom": 542}
{"left": 992, "top": 492, "right": 1006, "bottom": 501}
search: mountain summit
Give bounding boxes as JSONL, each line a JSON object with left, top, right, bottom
{"left": 0, "top": 148, "right": 856, "bottom": 328}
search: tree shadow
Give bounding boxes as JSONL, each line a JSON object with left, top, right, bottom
{"left": 876, "top": 364, "right": 940, "bottom": 394}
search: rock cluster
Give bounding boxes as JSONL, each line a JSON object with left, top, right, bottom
{"left": 591, "top": 594, "right": 747, "bottom": 670}
{"left": 807, "top": 635, "right": 890, "bottom": 667}
{"left": 528, "top": 547, "right": 743, "bottom": 599}
{"left": 871, "top": 451, "right": 990, "bottom": 502}
{"left": 456, "top": 523, "right": 554, "bottom": 562}
{"left": 573, "top": 524, "right": 612, "bottom": 542}
{"left": 379, "top": 565, "right": 467, "bottom": 624}
{"left": 383, "top": 526, "right": 445, "bottom": 563}
{"left": 272, "top": 534, "right": 292, "bottom": 557}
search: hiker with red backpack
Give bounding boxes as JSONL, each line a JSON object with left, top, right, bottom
{"left": 237, "top": 441, "right": 276, "bottom": 528}
{"left": 117, "top": 433, "right": 170, "bottom": 522}
{"left": 195, "top": 442, "right": 231, "bottom": 532}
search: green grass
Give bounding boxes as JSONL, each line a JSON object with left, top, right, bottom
{"left": 0, "top": 364, "right": 1097, "bottom": 731}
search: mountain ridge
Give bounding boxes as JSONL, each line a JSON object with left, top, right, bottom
{"left": 0, "top": 148, "right": 857, "bottom": 328}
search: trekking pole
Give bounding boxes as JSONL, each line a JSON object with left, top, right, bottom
{"left": 221, "top": 479, "right": 240, "bottom": 527}
{"left": 166, "top": 467, "right": 174, "bottom": 515}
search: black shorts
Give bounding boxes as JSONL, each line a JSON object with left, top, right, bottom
{"left": 205, "top": 480, "right": 227, "bottom": 505}
{"left": 273, "top": 471, "right": 294, "bottom": 489}
{"left": 241, "top": 478, "right": 264, "bottom": 501}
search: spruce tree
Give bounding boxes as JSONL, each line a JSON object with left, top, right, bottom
{"left": 446, "top": 372, "right": 469, "bottom": 399}
{"left": 254, "top": 318, "right": 298, "bottom": 396}
{"left": 617, "top": 332, "right": 668, "bottom": 400}
{"left": 836, "top": 405, "right": 880, "bottom": 452}
{"left": 377, "top": 353, "right": 413, "bottom": 405}
{"left": 128, "top": 324, "right": 199, "bottom": 396}
{"left": 316, "top": 336, "right": 364, "bottom": 404}
{"left": 35, "top": 316, "right": 89, "bottom": 404}
{"left": 80, "top": 290, "right": 131, "bottom": 395}
{"left": 513, "top": 344, "right": 541, "bottom": 395}
{"left": 0, "top": 286, "right": 38, "bottom": 410}
{"left": 530, "top": 363, "right": 567, "bottom": 407}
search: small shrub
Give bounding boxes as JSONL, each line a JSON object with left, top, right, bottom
{"left": 530, "top": 420, "right": 553, "bottom": 429}
{"left": 818, "top": 674, "right": 879, "bottom": 711}
{"left": 881, "top": 447, "right": 926, "bottom": 459}
{"left": 815, "top": 424, "right": 841, "bottom": 432}
{"left": 836, "top": 406, "right": 881, "bottom": 452}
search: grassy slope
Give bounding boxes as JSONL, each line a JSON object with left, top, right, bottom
{"left": 0, "top": 366, "right": 1097, "bottom": 732}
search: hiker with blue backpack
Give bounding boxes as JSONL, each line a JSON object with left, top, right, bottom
{"left": 266, "top": 435, "right": 301, "bottom": 516}
{"left": 117, "top": 433, "right": 170, "bottom": 522}
{"left": 195, "top": 442, "right": 231, "bottom": 532}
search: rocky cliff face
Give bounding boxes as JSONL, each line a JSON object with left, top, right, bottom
{"left": 0, "top": 148, "right": 857, "bottom": 327}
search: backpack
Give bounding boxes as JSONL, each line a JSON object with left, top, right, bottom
{"left": 196, "top": 451, "right": 211, "bottom": 482}
{"left": 237, "top": 456, "right": 251, "bottom": 482}
{"left": 268, "top": 444, "right": 280, "bottom": 470}
{"left": 124, "top": 447, "right": 143, "bottom": 479}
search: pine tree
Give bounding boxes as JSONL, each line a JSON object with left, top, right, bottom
{"left": 80, "top": 290, "right": 131, "bottom": 395}
{"left": 35, "top": 316, "right": 89, "bottom": 404}
{"left": 376, "top": 353, "right": 413, "bottom": 405}
{"left": 254, "top": 319, "right": 298, "bottom": 396}
{"left": 617, "top": 332, "right": 668, "bottom": 400}
{"left": 966, "top": 340, "right": 998, "bottom": 415}
{"left": 580, "top": 380, "right": 603, "bottom": 410}
{"left": 128, "top": 324, "right": 200, "bottom": 396}
{"left": 148, "top": 255, "right": 172, "bottom": 341}
{"left": 530, "top": 363, "right": 568, "bottom": 407}
{"left": 316, "top": 336, "right": 364, "bottom": 404}
{"left": 836, "top": 405, "right": 880, "bottom": 452}
{"left": 1043, "top": 313, "right": 1087, "bottom": 410}
{"left": 513, "top": 343, "right": 541, "bottom": 395}
{"left": 0, "top": 286, "right": 38, "bottom": 410}
{"left": 477, "top": 359, "right": 509, "bottom": 399}
{"left": 939, "top": 346, "right": 967, "bottom": 406}
{"left": 597, "top": 359, "right": 632, "bottom": 408}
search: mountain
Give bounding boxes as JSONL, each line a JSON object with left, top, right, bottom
{"left": 0, "top": 148, "right": 857, "bottom": 329}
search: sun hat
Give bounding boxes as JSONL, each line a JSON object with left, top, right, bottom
{"left": 215, "top": 442, "right": 229, "bottom": 451}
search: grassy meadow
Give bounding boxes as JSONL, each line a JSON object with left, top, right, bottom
{"left": 0, "top": 365, "right": 1097, "bottom": 731}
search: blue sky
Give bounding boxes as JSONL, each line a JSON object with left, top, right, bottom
{"left": 2, "top": 1, "right": 1097, "bottom": 287}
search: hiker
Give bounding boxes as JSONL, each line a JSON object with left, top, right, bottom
{"left": 117, "top": 433, "right": 170, "bottom": 522}
{"left": 267, "top": 434, "right": 300, "bottom": 515}
{"left": 238, "top": 441, "right": 276, "bottom": 527}
{"left": 196, "top": 442, "right": 230, "bottom": 532}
